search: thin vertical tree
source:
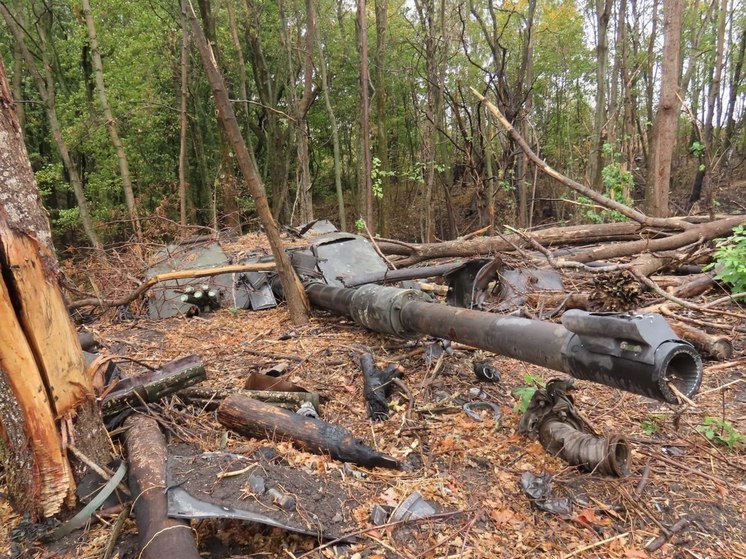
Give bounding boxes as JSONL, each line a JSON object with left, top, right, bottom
{"left": 81, "top": 0, "right": 142, "bottom": 242}
{"left": 358, "top": 0, "right": 374, "bottom": 232}
{"left": 588, "top": 0, "right": 613, "bottom": 192}
{"left": 0, "top": 3, "right": 102, "bottom": 251}
{"left": 688, "top": 0, "right": 728, "bottom": 210}
{"left": 184, "top": 0, "right": 309, "bottom": 325}
{"left": 316, "top": 29, "right": 346, "bottom": 230}
{"left": 178, "top": 3, "right": 190, "bottom": 228}
{"left": 646, "top": 0, "right": 683, "bottom": 217}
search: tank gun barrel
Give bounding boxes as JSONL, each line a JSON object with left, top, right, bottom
{"left": 305, "top": 282, "right": 702, "bottom": 403}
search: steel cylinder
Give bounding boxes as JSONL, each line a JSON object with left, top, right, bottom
{"left": 304, "top": 283, "right": 702, "bottom": 403}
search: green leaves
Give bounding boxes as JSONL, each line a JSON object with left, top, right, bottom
{"left": 706, "top": 225, "right": 746, "bottom": 294}
{"left": 512, "top": 373, "right": 546, "bottom": 413}
{"left": 696, "top": 417, "right": 745, "bottom": 450}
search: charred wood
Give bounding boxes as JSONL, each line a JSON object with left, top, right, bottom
{"left": 102, "top": 355, "right": 205, "bottom": 416}
{"left": 217, "top": 394, "right": 400, "bottom": 469}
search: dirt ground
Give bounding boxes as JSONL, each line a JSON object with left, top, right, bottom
{"left": 1, "top": 223, "right": 745, "bottom": 558}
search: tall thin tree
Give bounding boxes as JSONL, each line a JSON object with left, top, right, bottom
{"left": 646, "top": 0, "right": 683, "bottom": 217}
{"left": 81, "top": 0, "right": 142, "bottom": 242}
{"left": 184, "top": 0, "right": 309, "bottom": 325}
{"left": 0, "top": 3, "right": 102, "bottom": 250}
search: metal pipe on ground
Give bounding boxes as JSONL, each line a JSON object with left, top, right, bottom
{"left": 305, "top": 283, "right": 702, "bottom": 403}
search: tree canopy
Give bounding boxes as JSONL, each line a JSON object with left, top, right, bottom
{"left": 1, "top": 0, "right": 744, "bottom": 247}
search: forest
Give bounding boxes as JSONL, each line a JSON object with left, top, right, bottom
{"left": 1, "top": 0, "right": 744, "bottom": 246}
{"left": 1, "top": 0, "right": 746, "bottom": 558}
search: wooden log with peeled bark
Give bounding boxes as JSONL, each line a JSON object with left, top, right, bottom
{"left": 668, "top": 320, "right": 733, "bottom": 361}
{"left": 125, "top": 415, "right": 200, "bottom": 559}
{"left": 0, "top": 214, "right": 109, "bottom": 518}
{"left": 217, "top": 394, "right": 400, "bottom": 469}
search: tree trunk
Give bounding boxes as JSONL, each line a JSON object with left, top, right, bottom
{"left": 282, "top": 0, "right": 316, "bottom": 225}
{"left": 185, "top": 0, "right": 309, "bottom": 325}
{"left": 197, "top": 0, "right": 242, "bottom": 234}
{"left": 723, "top": 26, "right": 746, "bottom": 152}
{"left": 81, "top": 0, "right": 142, "bottom": 243}
{"left": 316, "top": 31, "right": 346, "bottom": 230}
{"left": 688, "top": 0, "right": 727, "bottom": 210}
{"left": 10, "top": 39, "right": 24, "bottom": 135}
{"left": 0, "top": 57, "right": 109, "bottom": 519}
{"left": 0, "top": 4, "right": 101, "bottom": 251}
{"left": 645, "top": 0, "right": 683, "bottom": 217}
{"left": 358, "top": 0, "right": 374, "bottom": 233}
{"left": 243, "top": 0, "right": 291, "bottom": 222}
{"left": 178, "top": 4, "right": 190, "bottom": 229}
{"left": 589, "top": 0, "right": 613, "bottom": 192}
{"left": 374, "top": 0, "right": 390, "bottom": 235}
{"left": 226, "top": 0, "right": 253, "bottom": 139}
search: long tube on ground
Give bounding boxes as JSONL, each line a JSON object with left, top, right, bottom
{"left": 305, "top": 283, "right": 702, "bottom": 403}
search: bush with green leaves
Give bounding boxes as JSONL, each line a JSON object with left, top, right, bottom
{"left": 706, "top": 225, "right": 746, "bottom": 295}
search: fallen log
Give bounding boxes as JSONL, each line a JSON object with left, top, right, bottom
{"left": 179, "top": 386, "right": 320, "bottom": 411}
{"left": 563, "top": 216, "right": 744, "bottom": 264}
{"left": 125, "top": 415, "right": 200, "bottom": 559}
{"left": 668, "top": 320, "right": 733, "bottom": 361}
{"left": 68, "top": 262, "right": 276, "bottom": 310}
{"left": 472, "top": 87, "right": 693, "bottom": 232}
{"left": 102, "top": 355, "right": 206, "bottom": 416}
{"left": 379, "top": 221, "right": 646, "bottom": 265}
{"left": 217, "top": 394, "right": 400, "bottom": 469}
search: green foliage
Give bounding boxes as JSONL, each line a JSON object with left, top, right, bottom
{"left": 641, "top": 414, "right": 665, "bottom": 435}
{"left": 706, "top": 226, "right": 746, "bottom": 294}
{"left": 690, "top": 141, "right": 705, "bottom": 157}
{"left": 355, "top": 218, "right": 366, "bottom": 233}
{"left": 576, "top": 143, "right": 634, "bottom": 224}
{"left": 512, "top": 373, "right": 546, "bottom": 413}
{"left": 34, "top": 163, "right": 67, "bottom": 198}
{"left": 696, "top": 417, "right": 745, "bottom": 450}
{"left": 371, "top": 156, "right": 394, "bottom": 200}
{"left": 227, "top": 306, "right": 240, "bottom": 317}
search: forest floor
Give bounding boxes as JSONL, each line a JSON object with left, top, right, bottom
{"left": 1, "top": 216, "right": 746, "bottom": 558}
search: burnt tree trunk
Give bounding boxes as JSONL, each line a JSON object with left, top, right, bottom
{"left": 0, "top": 56, "right": 109, "bottom": 519}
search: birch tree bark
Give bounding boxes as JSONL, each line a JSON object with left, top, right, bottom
{"left": 81, "top": 0, "right": 142, "bottom": 242}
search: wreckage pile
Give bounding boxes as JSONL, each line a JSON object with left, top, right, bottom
{"left": 2, "top": 216, "right": 746, "bottom": 558}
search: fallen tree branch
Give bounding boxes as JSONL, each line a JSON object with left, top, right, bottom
{"left": 68, "top": 262, "right": 276, "bottom": 310}
{"left": 564, "top": 216, "right": 744, "bottom": 264}
{"left": 471, "top": 87, "right": 694, "bottom": 231}
{"left": 380, "top": 221, "right": 648, "bottom": 265}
